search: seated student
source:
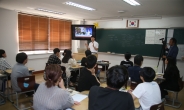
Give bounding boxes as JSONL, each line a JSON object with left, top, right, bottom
{"left": 11, "top": 53, "right": 39, "bottom": 93}
{"left": 47, "top": 48, "right": 61, "bottom": 64}
{"left": 0, "top": 49, "right": 12, "bottom": 91}
{"left": 88, "top": 65, "right": 135, "bottom": 110}
{"left": 81, "top": 50, "right": 92, "bottom": 67}
{"left": 128, "top": 67, "right": 162, "bottom": 110}
{"left": 120, "top": 52, "right": 133, "bottom": 68}
{"left": 159, "top": 57, "right": 180, "bottom": 98}
{"left": 128, "top": 54, "right": 143, "bottom": 83}
{"left": 33, "top": 64, "right": 79, "bottom": 110}
{"left": 61, "top": 50, "right": 78, "bottom": 86}
{"left": 78, "top": 55, "right": 100, "bottom": 92}
{"left": 0, "top": 49, "right": 11, "bottom": 71}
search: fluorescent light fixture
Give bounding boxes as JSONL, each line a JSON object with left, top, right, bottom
{"left": 64, "top": 1, "right": 95, "bottom": 11}
{"left": 123, "top": 0, "right": 140, "bottom": 6}
{"left": 35, "top": 8, "right": 64, "bottom": 15}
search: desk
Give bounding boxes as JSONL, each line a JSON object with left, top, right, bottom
{"left": 72, "top": 90, "right": 140, "bottom": 109}
{"left": 5, "top": 68, "right": 34, "bottom": 74}
{"left": 70, "top": 66, "right": 84, "bottom": 76}
{"left": 97, "top": 61, "right": 110, "bottom": 82}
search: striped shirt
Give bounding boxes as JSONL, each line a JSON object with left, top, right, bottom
{"left": 33, "top": 82, "right": 74, "bottom": 110}
{"left": 0, "top": 58, "right": 11, "bottom": 71}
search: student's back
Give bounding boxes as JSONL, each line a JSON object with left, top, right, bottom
{"left": 120, "top": 52, "right": 133, "bottom": 68}
{"left": 128, "top": 66, "right": 142, "bottom": 83}
{"left": 89, "top": 86, "right": 134, "bottom": 110}
{"left": 132, "top": 82, "right": 161, "bottom": 110}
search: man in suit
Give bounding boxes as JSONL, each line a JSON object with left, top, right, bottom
{"left": 163, "top": 38, "right": 178, "bottom": 64}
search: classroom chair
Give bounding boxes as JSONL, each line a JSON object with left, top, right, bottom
{"left": 11, "top": 75, "right": 35, "bottom": 110}
{"left": 164, "top": 76, "right": 183, "bottom": 108}
{"left": 150, "top": 100, "right": 165, "bottom": 110}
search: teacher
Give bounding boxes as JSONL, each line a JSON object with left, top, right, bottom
{"left": 85, "top": 36, "right": 99, "bottom": 53}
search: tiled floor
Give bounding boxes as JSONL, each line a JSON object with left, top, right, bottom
{"left": 0, "top": 72, "right": 183, "bottom": 110}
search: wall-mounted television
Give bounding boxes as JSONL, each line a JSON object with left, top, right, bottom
{"left": 71, "top": 25, "right": 96, "bottom": 40}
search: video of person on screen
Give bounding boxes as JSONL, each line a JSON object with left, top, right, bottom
{"left": 75, "top": 27, "right": 92, "bottom": 37}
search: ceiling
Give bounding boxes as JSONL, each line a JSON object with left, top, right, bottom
{"left": 0, "top": 0, "right": 184, "bottom": 21}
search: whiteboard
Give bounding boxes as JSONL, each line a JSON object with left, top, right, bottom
{"left": 177, "top": 45, "right": 184, "bottom": 60}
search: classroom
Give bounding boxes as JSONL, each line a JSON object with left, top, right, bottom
{"left": 0, "top": 0, "right": 184, "bottom": 110}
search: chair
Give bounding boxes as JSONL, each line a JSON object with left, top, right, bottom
{"left": 12, "top": 76, "right": 35, "bottom": 110}
{"left": 164, "top": 76, "right": 183, "bottom": 108}
{"left": 150, "top": 100, "right": 165, "bottom": 110}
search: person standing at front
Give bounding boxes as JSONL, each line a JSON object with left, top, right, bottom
{"left": 85, "top": 36, "right": 99, "bottom": 53}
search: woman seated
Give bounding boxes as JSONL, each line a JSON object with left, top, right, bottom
{"left": 88, "top": 65, "right": 134, "bottom": 110}
{"left": 120, "top": 52, "right": 133, "bottom": 68}
{"left": 61, "top": 50, "right": 78, "bottom": 86}
{"left": 33, "top": 64, "right": 78, "bottom": 110}
{"left": 78, "top": 55, "right": 100, "bottom": 92}
{"left": 159, "top": 57, "right": 180, "bottom": 98}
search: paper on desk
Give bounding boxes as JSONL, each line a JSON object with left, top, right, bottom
{"left": 72, "top": 94, "right": 87, "bottom": 102}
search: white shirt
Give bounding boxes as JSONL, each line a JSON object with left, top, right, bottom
{"left": 61, "top": 58, "right": 77, "bottom": 78}
{"left": 88, "top": 41, "right": 99, "bottom": 53}
{"left": 132, "top": 82, "right": 161, "bottom": 110}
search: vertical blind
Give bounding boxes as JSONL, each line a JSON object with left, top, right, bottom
{"left": 18, "top": 13, "right": 71, "bottom": 51}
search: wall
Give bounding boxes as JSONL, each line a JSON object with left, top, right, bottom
{"left": 95, "top": 17, "right": 184, "bottom": 79}
{"left": 1, "top": 7, "right": 184, "bottom": 79}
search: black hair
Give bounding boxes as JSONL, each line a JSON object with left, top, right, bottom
{"left": 62, "top": 50, "right": 72, "bottom": 63}
{"left": 106, "top": 65, "right": 128, "bottom": 89}
{"left": 0, "top": 49, "right": 5, "bottom": 58}
{"left": 85, "top": 50, "right": 92, "bottom": 57}
{"left": 139, "top": 67, "right": 155, "bottom": 82}
{"left": 125, "top": 52, "right": 131, "bottom": 61}
{"left": 16, "top": 52, "right": 28, "bottom": 63}
{"left": 86, "top": 55, "right": 97, "bottom": 69}
{"left": 170, "top": 38, "right": 177, "bottom": 44}
{"left": 62, "top": 49, "right": 68, "bottom": 56}
{"left": 53, "top": 48, "right": 60, "bottom": 54}
{"left": 91, "top": 36, "right": 95, "bottom": 38}
{"left": 134, "top": 54, "right": 143, "bottom": 66}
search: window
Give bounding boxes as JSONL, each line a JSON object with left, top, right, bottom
{"left": 18, "top": 13, "right": 71, "bottom": 51}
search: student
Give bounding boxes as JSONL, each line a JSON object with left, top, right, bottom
{"left": 128, "top": 54, "right": 143, "bottom": 83}
{"left": 33, "top": 64, "right": 79, "bottom": 110}
{"left": 89, "top": 65, "right": 134, "bottom": 110}
{"left": 78, "top": 55, "right": 100, "bottom": 92}
{"left": 159, "top": 57, "right": 180, "bottom": 98}
{"left": 120, "top": 52, "right": 133, "bottom": 68}
{"left": 0, "top": 49, "right": 11, "bottom": 92}
{"left": 47, "top": 48, "right": 61, "bottom": 64}
{"left": 61, "top": 50, "right": 78, "bottom": 86}
{"left": 0, "top": 49, "right": 11, "bottom": 71}
{"left": 62, "top": 49, "right": 68, "bottom": 56}
{"left": 81, "top": 50, "right": 92, "bottom": 67}
{"left": 11, "top": 53, "right": 39, "bottom": 92}
{"left": 128, "top": 67, "right": 162, "bottom": 110}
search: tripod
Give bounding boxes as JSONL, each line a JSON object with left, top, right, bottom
{"left": 157, "top": 39, "right": 166, "bottom": 73}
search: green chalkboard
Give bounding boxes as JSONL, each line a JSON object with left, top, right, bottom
{"left": 96, "top": 29, "right": 166, "bottom": 57}
{"left": 173, "top": 28, "right": 184, "bottom": 44}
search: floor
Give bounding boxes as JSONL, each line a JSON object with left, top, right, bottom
{"left": 0, "top": 72, "right": 184, "bottom": 110}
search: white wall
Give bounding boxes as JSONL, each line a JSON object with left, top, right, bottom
{"left": 97, "top": 17, "right": 184, "bottom": 28}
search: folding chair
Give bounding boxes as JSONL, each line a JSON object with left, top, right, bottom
{"left": 164, "top": 76, "right": 183, "bottom": 108}
{"left": 150, "top": 100, "right": 165, "bottom": 110}
{"left": 12, "top": 76, "right": 35, "bottom": 110}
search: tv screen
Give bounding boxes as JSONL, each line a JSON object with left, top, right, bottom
{"left": 71, "top": 25, "right": 96, "bottom": 40}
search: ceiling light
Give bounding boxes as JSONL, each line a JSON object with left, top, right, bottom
{"left": 123, "top": 0, "right": 140, "bottom": 6}
{"left": 35, "top": 8, "right": 64, "bottom": 15}
{"left": 64, "top": 1, "right": 95, "bottom": 11}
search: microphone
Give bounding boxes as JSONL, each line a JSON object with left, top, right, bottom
{"left": 159, "top": 38, "right": 164, "bottom": 40}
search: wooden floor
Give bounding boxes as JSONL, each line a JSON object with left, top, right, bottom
{"left": 0, "top": 72, "right": 184, "bottom": 110}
